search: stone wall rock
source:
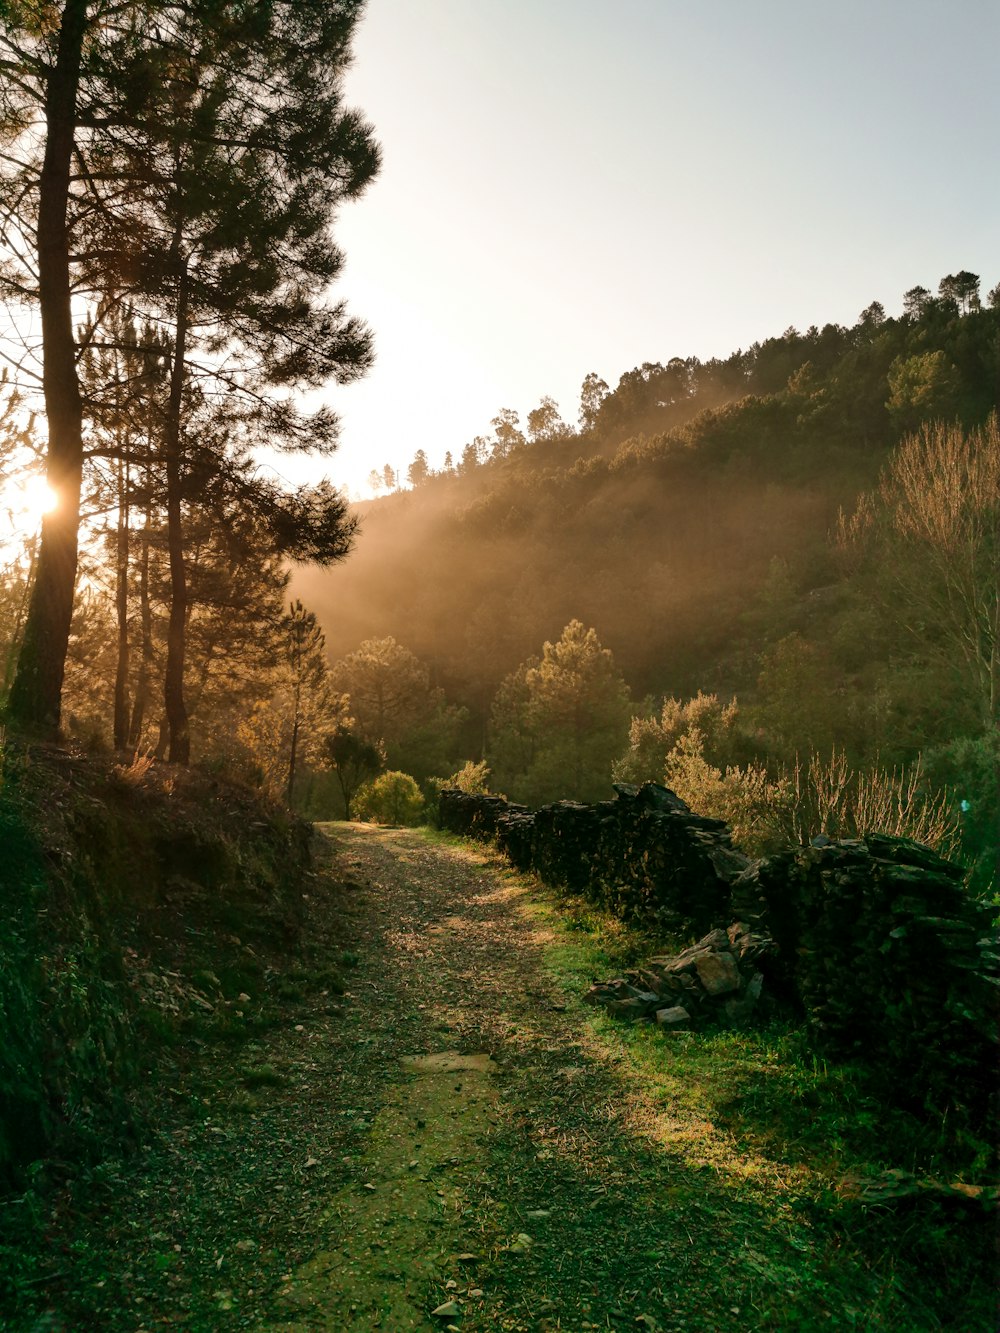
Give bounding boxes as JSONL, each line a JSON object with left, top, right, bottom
{"left": 585, "top": 922, "right": 775, "bottom": 1029}
{"left": 732, "top": 834, "right": 999, "bottom": 1117}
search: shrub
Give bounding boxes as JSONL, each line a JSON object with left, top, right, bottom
{"left": 447, "top": 758, "right": 492, "bottom": 795}
{"left": 354, "top": 770, "right": 425, "bottom": 826}
{"left": 786, "top": 750, "right": 960, "bottom": 856}
{"left": 661, "top": 728, "right": 793, "bottom": 856}
{"left": 424, "top": 759, "right": 494, "bottom": 826}
{"left": 658, "top": 732, "right": 959, "bottom": 861}
{"left": 922, "top": 731, "right": 998, "bottom": 902}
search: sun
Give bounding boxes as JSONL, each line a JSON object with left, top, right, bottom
{"left": 18, "top": 474, "right": 59, "bottom": 520}
{"left": 0, "top": 472, "right": 58, "bottom": 564}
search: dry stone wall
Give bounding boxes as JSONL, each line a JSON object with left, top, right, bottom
{"left": 584, "top": 922, "right": 775, "bottom": 1030}
{"left": 732, "top": 834, "right": 999, "bottom": 1115}
{"left": 439, "top": 784, "right": 999, "bottom": 1123}
{"left": 442, "top": 782, "right": 748, "bottom": 936}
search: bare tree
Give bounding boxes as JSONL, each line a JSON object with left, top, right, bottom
{"left": 848, "top": 417, "right": 999, "bottom": 730}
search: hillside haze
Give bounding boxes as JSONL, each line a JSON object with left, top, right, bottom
{"left": 296, "top": 277, "right": 999, "bottom": 757}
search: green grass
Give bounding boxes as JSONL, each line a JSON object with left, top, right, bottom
{"left": 239, "top": 1062, "right": 288, "bottom": 1089}
{"left": 523, "top": 872, "right": 996, "bottom": 1178}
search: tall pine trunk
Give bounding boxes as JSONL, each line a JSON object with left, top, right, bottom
{"left": 112, "top": 448, "right": 131, "bottom": 748}
{"left": 163, "top": 263, "right": 190, "bottom": 763}
{"left": 7, "top": 0, "right": 88, "bottom": 735}
{"left": 127, "top": 507, "right": 154, "bottom": 748}
{"left": 287, "top": 675, "right": 301, "bottom": 805}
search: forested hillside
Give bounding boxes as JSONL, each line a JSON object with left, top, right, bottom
{"left": 295, "top": 275, "right": 999, "bottom": 886}
{"left": 0, "top": 6, "right": 996, "bottom": 1326}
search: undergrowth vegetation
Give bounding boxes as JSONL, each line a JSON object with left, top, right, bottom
{"left": 0, "top": 741, "right": 312, "bottom": 1195}
{"left": 616, "top": 692, "right": 963, "bottom": 862}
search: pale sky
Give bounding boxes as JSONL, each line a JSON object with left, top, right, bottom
{"left": 268, "top": 1, "right": 1000, "bottom": 495}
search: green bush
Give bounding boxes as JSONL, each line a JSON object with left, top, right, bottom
{"left": 447, "top": 758, "right": 492, "bottom": 794}
{"left": 355, "top": 770, "right": 425, "bottom": 826}
{"left": 923, "top": 731, "right": 998, "bottom": 903}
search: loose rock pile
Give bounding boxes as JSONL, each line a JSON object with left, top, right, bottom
{"left": 584, "top": 923, "right": 776, "bottom": 1030}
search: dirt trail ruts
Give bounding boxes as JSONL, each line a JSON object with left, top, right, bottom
{"left": 261, "top": 824, "right": 768, "bottom": 1333}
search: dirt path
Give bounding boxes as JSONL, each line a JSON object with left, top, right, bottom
{"left": 249, "top": 823, "right": 794, "bottom": 1333}
{"left": 264, "top": 821, "right": 641, "bottom": 1332}
{"left": 15, "top": 822, "right": 989, "bottom": 1332}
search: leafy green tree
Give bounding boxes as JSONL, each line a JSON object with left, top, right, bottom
{"left": 1, "top": 0, "right": 95, "bottom": 734}
{"left": 858, "top": 301, "right": 886, "bottom": 328}
{"left": 76, "top": 305, "right": 168, "bottom": 749}
{"left": 578, "top": 371, "right": 610, "bottom": 431}
{"left": 407, "top": 449, "right": 430, "bottom": 487}
{"left": 924, "top": 732, "right": 998, "bottom": 897}
{"left": 0, "top": 381, "right": 44, "bottom": 697}
{"left": 120, "top": 2, "right": 377, "bottom": 763}
{"left": 355, "top": 770, "right": 424, "bottom": 825}
{"left": 488, "top": 656, "right": 537, "bottom": 783}
{"left": 322, "top": 724, "right": 384, "bottom": 819}
{"left": 902, "top": 286, "right": 931, "bottom": 319}
{"left": 1, "top": 1, "right": 378, "bottom": 749}
{"left": 389, "top": 692, "right": 467, "bottom": 785}
{"left": 332, "top": 636, "right": 430, "bottom": 744}
{"left": 526, "top": 396, "right": 566, "bottom": 443}
{"left": 446, "top": 759, "right": 491, "bottom": 794}
{"left": 938, "top": 271, "right": 980, "bottom": 314}
{"left": 886, "top": 351, "right": 963, "bottom": 433}
{"left": 330, "top": 635, "right": 465, "bottom": 782}
{"left": 753, "top": 632, "right": 841, "bottom": 759}
{"left": 459, "top": 436, "right": 490, "bottom": 472}
{"left": 491, "top": 620, "right": 631, "bottom": 805}
{"left": 491, "top": 408, "right": 525, "bottom": 458}
{"left": 282, "top": 601, "right": 328, "bottom": 804}
{"left": 614, "top": 691, "right": 741, "bottom": 785}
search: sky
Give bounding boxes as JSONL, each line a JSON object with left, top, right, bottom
{"left": 271, "top": 0, "right": 1000, "bottom": 497}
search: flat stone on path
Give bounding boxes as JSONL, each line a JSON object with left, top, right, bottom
{"left": 402, "top": 1051, "right": 497, "bottom": 1074}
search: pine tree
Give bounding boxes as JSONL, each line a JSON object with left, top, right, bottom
{"left": 1, "top": 1, "right": 379, "bottom": 746}
{"left": 1, "top": 0, "right": 92, "bottom": 733}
